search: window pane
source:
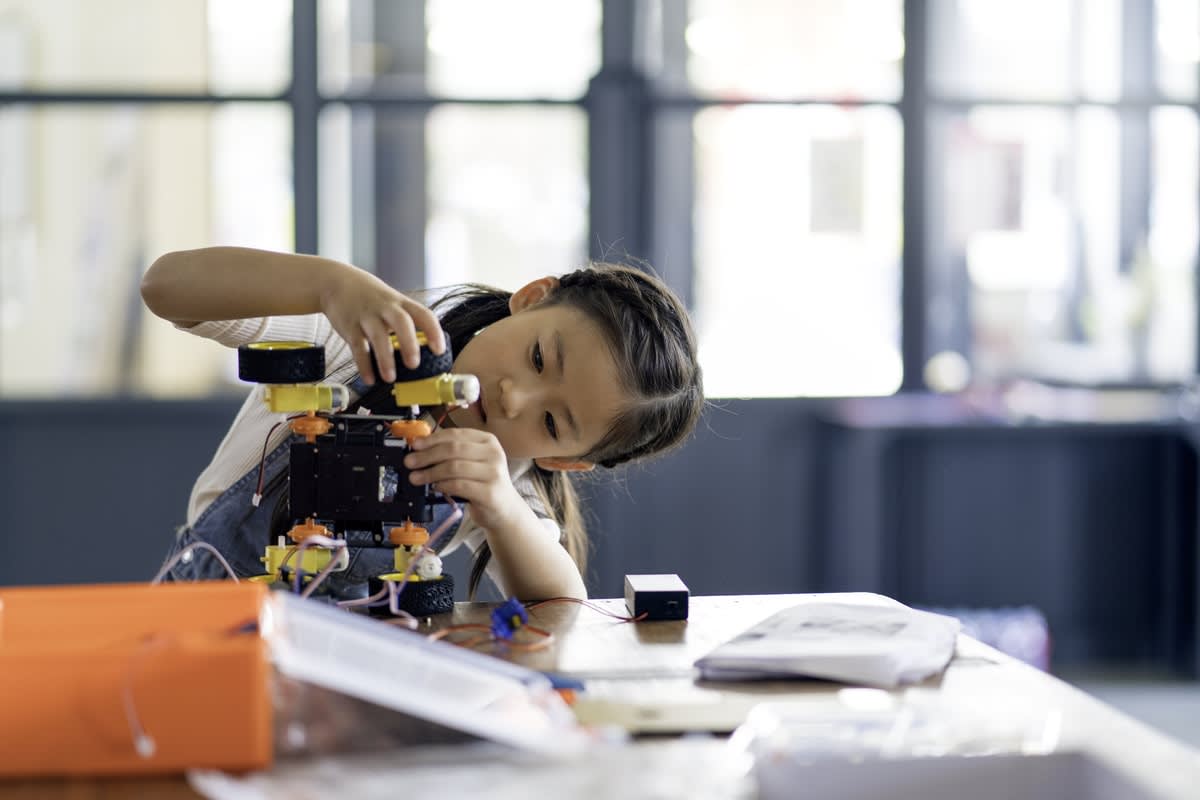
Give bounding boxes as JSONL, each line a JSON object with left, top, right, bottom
{"left": 929, "top": 0, "right": 1121, "bottom": 101}
{"left": 427, "top": 107, "right": 588, "bottom": 287}
{"left": 1145, "top": 107, "right": 1198, "bottom": 375}
{"left": 319, "top": 104, "right": 587, "bottom": 290}
{"left": 681, "top": 0, "right": 903, "bottom": 100}
{"left": 0, "top": 0, "right": 290, "bottom": 93}
{"left": 928, "top": 106, "right": 1197, "bottom": 385}
{"left": 0, "top": 104, "right": 293, "bottom": 398}
{"left": 694, "top": 106, "right": 903, "bottom": 397}
{"left": 1156, "top": 0, "right": 1200, "bottom": 100}
{"left": 319, "top": 0, "right": 600, "bottom": 99}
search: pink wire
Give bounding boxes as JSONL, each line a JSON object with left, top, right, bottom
{"left": 337, "top": 496, "right": 464, "bottom": 621}
{"left": 150, "top": 541, "right": 239, "bottom": 585}
{"left": 386, "top": 495, "right": 463, "bottom": 609}
{"left": 337, "top": 584, "right": 390, "bottom": 609}
{"left": 290, "top": 534, "right": 347, "bottom": 596}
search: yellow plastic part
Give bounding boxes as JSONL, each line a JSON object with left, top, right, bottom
{"left": 390, "top": 374, "right": 466, "bottom": 406}
{"left": 391, "top": 331, "right": 428, "bottom": 348}
{"left": 244, "top": 340, "right": 315, "bottom": 351}
{"left": 261, "top": 544, "right": 334, "bottom": 579}
{"left": 378, "top": 571, "right": 430, "bottom": 583}
{"left": 263, "top": 384, "right": 338, "bottom": 413}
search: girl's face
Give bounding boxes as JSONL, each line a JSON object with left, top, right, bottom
{"left": 447, "top": 303, "right": 625, "bottom": 463}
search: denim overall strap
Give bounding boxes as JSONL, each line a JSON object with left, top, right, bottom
{"left": 159, "top": 438, "right": 293, "bottom": 582}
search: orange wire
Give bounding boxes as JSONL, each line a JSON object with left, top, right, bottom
{"left": 500, "top": 626, "right": 556, "bottom": 652}
{"left": 427, "top": 623, "right": 490, "bottom": 642}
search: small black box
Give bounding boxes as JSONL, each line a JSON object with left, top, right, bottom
{"left": 624, "top": 574, "right": 689, "bottom": 621}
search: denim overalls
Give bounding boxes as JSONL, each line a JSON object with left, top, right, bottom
{"left": 158, "top": 436, "right": 464, "bottom": 600}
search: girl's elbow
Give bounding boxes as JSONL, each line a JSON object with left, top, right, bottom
{"left": 561, "top": 574, "right": 588, "bottom": 602}
{"left": 140, "top": 251, "right": 186, "bottom": 320}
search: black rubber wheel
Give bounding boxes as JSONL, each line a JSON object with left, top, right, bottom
{"left": 238, "top": 342, "right": 325, "bottom": 383}
{"left": 390, "top": 574, "right": 456, "bottom": 617}
{"left": 370, "top": 340, "right": 454, "bottom": 383}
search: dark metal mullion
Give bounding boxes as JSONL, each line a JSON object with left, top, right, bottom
{"left": 0, "top": 92, "right": 285, "bottom": 104}
{"left": 648, "top": 95, "right": 1190, "bottom": 111}
{"left": 921, "top": 96, "right": 1191, "bottom": 110}
{"left": 900, "top": 0, "right": 929, "bottom": 392}
{"left": 369, "top": 0, "right": 426, "bottom": 291}
{"left": 291, "top": 0, "right": 320, "bottom": 255}
{"left": 4, "top": 91, "right": 1180, "bottom": 111}
{"left": 588, "top": 0, "right": 651, "bottom": 266}
{"left": 648, "top": 0, "right": 695, "bottom": 310}
{"left": 329, "top": 95, "right": 578, "bottom": 108}
{"left": 646, "top": 95, "right": 900, "bottom": 110}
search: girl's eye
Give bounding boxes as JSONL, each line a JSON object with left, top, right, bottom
{"left": 533, "top": 341, "right": 545, "bottom": 373}
{"left": 544, "top": 411, "right": 558, "bottom": 440}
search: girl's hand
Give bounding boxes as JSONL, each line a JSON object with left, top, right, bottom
{"left": 404, "top": 428, "right": 526, "bottom": 532}
{"left": 319, "top": 265, "right": 445, "bottom": 384}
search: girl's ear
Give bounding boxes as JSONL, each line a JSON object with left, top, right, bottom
{"left": 509, "top": 276, "right": 560, "bottom": 314}
{"left": 535, "top": 457, "right": 595, "bottom": 473}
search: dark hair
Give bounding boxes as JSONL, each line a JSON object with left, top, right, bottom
{"left": 432, "top": 262, "right": 704, "bottom": 597}
{"left": 268, "top": 262, "right": 704, "bottom": 599}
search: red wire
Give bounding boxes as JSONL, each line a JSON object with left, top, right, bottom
{"left": 254, "top": 413, "right": 307, "bottom": 500}
{"left": 526, "top": 597, "right": 646, "bottom": 623}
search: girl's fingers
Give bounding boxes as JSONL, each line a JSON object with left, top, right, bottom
{"left": 385, "top": 310, "right": 421, "bottom": 370}
{"left": 405, "top": 438, "right": 492, "bottom": 470}
{"left": 410, "top": 427, "right": 493, "bottom": 450}
{"left": 360, "top": 317, "right": 396, "bottom": 382}
{"left": 402, "top": 298, "right": 446, "bottom": 355}
{"left": 422, "top": 477, "right": 487, "bottom": 499}
{"left": 344, "top": 331, "right": 377, "bottom": 385}
{"left": 408, "top": 459, "right": 495, "bottom": 486}
{"left": 406, "top": 435, "right": 499, "bottom": 470}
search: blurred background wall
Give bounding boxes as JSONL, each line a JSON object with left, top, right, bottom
{"left": 1, "top": 0, "right": 1199, "bottom": 680}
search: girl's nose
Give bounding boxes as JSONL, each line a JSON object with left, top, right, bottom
{"left": 498, "top": 377, "right": 529, "bottom": 419}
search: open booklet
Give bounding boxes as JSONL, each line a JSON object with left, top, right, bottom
{"left": 694, "top": 593, "right": 961, "bottom": 688}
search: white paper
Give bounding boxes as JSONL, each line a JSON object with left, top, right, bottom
{"left": 695, "top": 593, "right": 960, "bottom": 688}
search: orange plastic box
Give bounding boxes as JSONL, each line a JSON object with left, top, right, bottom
{"left": 0, "top": 580, "right": 272, "bottom": 777}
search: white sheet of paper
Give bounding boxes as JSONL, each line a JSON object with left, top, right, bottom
{"left": 695, "top": 593, "right": 960, "bottom": 688}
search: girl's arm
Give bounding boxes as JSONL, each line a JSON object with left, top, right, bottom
{"left": 141, "top": 246, "right": 444, "bottom": 383}
{"left": 479, "top": 501, "right": 588, "bottom": 601}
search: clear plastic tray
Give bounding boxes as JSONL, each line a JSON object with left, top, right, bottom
{"left": 263, "top": 593, "right": 586, "bottom": 757}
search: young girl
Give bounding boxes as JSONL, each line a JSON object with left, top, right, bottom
{"left": 141, "top": 246, "right": 704, "bottom": 602}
